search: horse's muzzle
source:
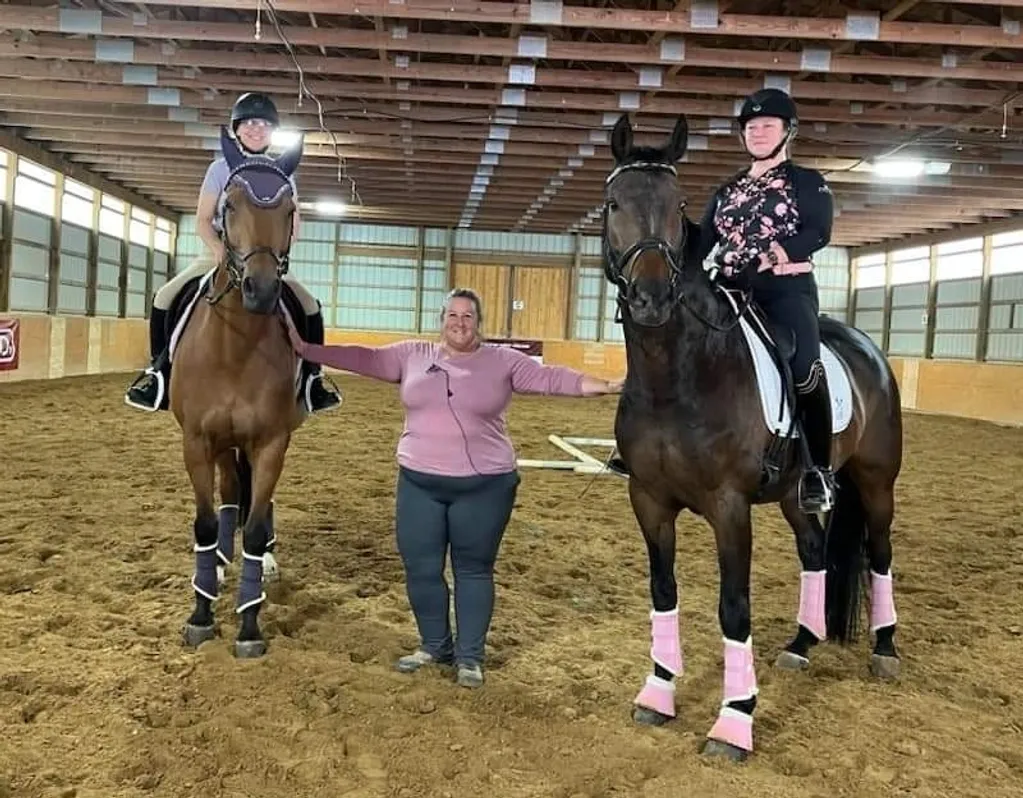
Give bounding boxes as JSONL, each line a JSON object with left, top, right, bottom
{"left": 627, "top": 278, "right": 673, "bottom": 327}
{"left": 241, "top": 274, "right": 282, "bottom": 315}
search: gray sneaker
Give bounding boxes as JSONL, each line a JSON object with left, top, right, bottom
{"left": 396, "top": 649, "right": 448, "bottom": 673}
{"left": 456, "top": 664, "right": 484, "bottom": 688}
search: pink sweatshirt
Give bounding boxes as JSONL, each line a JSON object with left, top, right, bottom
{"left": 301, "top": 340, "right": 587, "bottom": 477}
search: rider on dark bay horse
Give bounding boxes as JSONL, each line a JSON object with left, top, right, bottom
{"left": 123, "top": 91, "right": 341, "bottom": 415}
{"left": 610, "top": 87, "right": 836, "bottom": 515}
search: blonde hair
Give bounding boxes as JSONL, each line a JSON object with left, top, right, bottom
{"left": 441, "top": 288, "right": 484, "bottom": 327}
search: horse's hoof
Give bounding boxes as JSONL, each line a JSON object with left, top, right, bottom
{"left": 775, "top": 650, "right": 809, "bottom": 671}
{"left": 234, "top": 638, "right": 267, "bottom": 659}
{"left": 632, "top": 705, "right": 673, "bottom": 726}
{"left": 261, "top": 552, "right": 280, "bottom": 583}
{"left": 182, "top": 623, "right": 216, "bottom": 648}
{"left": 701, "top": 738, "right": 750, "bottom": 762}
{"left": 870, "top": 653, "right": 900, "bottom": 680}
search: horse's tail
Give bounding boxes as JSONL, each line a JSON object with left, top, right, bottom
{"left": 824, "top": 467, "right": 868, "bottom": 645}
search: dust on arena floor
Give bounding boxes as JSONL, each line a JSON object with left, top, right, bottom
{"left": 0, "top": 372, "right": 1020, "bottom": 798}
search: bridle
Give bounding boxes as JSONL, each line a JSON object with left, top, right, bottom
{"left": 601, "top": 160, "right": 687, "bottom": 317}
{"left": 601, "top": 159, "right": 751, "bottom": 333}
{"left": 206, "top": 160, "right": 295, "bottom": 306}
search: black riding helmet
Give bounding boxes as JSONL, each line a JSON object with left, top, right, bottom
{"left": 736, "top": 88, "right": 798, "bottom": 161}
{"left": 230, "top": 92, "right": 279, "bottom": 133}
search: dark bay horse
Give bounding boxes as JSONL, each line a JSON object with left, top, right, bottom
{"left": 170, "top": 126, "right": 308, "bottom": 658}
{"left": 602, "top": 114, "right": 903, "bottom": 761}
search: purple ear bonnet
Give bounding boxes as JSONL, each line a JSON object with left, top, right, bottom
{"left": 216, "top": 124, "right": 303, "bottom": 213}
{"left": 227, "top": 159, "right": 294, "bottom": 208}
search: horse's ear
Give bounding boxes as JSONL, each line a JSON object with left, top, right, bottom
{"left": 220, "top": 125, "right": 245, "bottom": 170}
{"left": 667, "top": 114, "right": 688, "bottom": 162}
{"left": 610, "top": 114, "right": 632, "bottom": 164}
{"left": 274, "top": 134, "right": 304, "bottom": 177}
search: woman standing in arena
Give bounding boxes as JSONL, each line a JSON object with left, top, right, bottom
{"left": 284, "top": 288, "right": 622, "bottom": 688}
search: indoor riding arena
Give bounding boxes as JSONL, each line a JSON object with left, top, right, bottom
{"left": 0, "top": 2, "right": 1021, "bottom": 798}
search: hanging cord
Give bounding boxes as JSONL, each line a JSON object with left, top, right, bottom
{"left": 818, "top": 88, "right": 1021, "bottom": 178}
{"left": 257, "top": 0, "right": 362, "bottom": 205}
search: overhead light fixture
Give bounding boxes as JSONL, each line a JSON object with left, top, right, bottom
{"left": 313, "top": 200, "right": 347, "bottom": 216}
{"left": 871, "top": 158, "right": 952, "bottom": 178}
{"left": 271, "top": 129, "right": 302, "bottom": 149}
{"left": 871, "top": 159, "right": 924, "bottom": 178}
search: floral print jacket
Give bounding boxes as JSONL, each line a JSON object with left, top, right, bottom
{"left": 695, "top": 160, "right": 834, "bottom": 293}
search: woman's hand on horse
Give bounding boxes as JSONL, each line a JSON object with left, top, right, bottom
{"left": 606, "top": 378, "right": 624, "bottom": 394}
{"left": 280, "top": 312, "right": 307, "bottom": 356}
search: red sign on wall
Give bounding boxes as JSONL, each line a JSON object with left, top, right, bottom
{"left": 0, "top": 319, "right": 20, "bottom": 372}
{"left": 484, "top": 338, "right": 544, "bottom": 364}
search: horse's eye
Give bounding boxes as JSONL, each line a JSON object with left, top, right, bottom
{"left": 678, "top": 200, "right": 687, "bottom": 213}
{"left": 606, "top": 200, "right": 618, "bottom": 212}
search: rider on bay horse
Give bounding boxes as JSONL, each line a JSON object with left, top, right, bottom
{"left": 608, "top": 88, "right": 837, "bottom": 515}
{"left": 123, "top": 91, "right": 341, "bottom": 415}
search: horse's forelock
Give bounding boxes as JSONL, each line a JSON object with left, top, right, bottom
{"left": 620, "top": 144, "right": 674, "bottom": 169}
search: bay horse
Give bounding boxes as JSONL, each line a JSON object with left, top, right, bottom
{"left": 170, "top": 126, "right": 308, "bottom": 658}
{"left": 602, "top": 114, "right": 903, "bottom": 761}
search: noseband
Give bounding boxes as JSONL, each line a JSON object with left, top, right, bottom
{"left": 208, "top": 160, "right": 295, "bottom": 305}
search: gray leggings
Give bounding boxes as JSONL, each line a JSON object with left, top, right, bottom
{"left": 395, "top": 466, "right": 520, "bottom": 667}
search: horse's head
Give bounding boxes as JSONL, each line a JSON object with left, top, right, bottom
{"left": 218, "top": 125, "right": 303, "bottom": 314}
{"left": 602, "top": 114, "right": 690, "bottom": 327}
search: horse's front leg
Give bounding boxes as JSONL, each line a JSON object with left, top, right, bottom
{"left": 627, "top": 478, "right": 684, "bottom": 726}
{"left": 182, "top": 433, "right": 219, "bottom": 647}
{"left": 234, "top": 434, "right": 291, "bottom": 658}
{"left": 702, "top": 491, "right": 758, "bottom": 762}
{"left": 775, "top": 495, "right": 827, "bottom": 669}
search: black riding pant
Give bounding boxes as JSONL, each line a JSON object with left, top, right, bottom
{"left": 394, "top": 465, "right": 520, "bottom": 668}
{"left": 754, "top": 277, "right": 823, "bottom": 395}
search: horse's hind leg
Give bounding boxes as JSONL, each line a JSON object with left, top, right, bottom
{"left": 775, "top": 495, "right": 827, "bottom": 670}
{"left": 232, "top": 449, "right": 278, "bottom": 582}
{"left": 627, "top": 480, "right": 684, "bottom": 728}
{"left": 851, "top": 466, "right": 900, "bottom": 679}
{"left": 182, "top": 434, "right": 219, "bottom": 648}
{"left": 234, "top": 434, "right": 290, "bottom": 659}
{"left": 215, "top": 451, "right": 241, "bottom": 588}
{"left": 263, "top": 498, "right": 279, "bottom": 583}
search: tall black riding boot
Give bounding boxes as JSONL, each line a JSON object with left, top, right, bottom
{"left": 301, "top": 303, "right": 341, "bottom": 413}
{"left": 124, "top": 307, "right": 171, "bottom": 412}
{"left": 796, "top": 363, "right": 836, "bottom": 513}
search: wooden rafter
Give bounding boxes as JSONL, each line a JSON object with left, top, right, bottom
{"left": 0, "top": 0, "right": 1018, "bottom": 247}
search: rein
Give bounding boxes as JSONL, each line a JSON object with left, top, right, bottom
{"left": 601, "top": 160, "right": 752, "bottom": 333}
